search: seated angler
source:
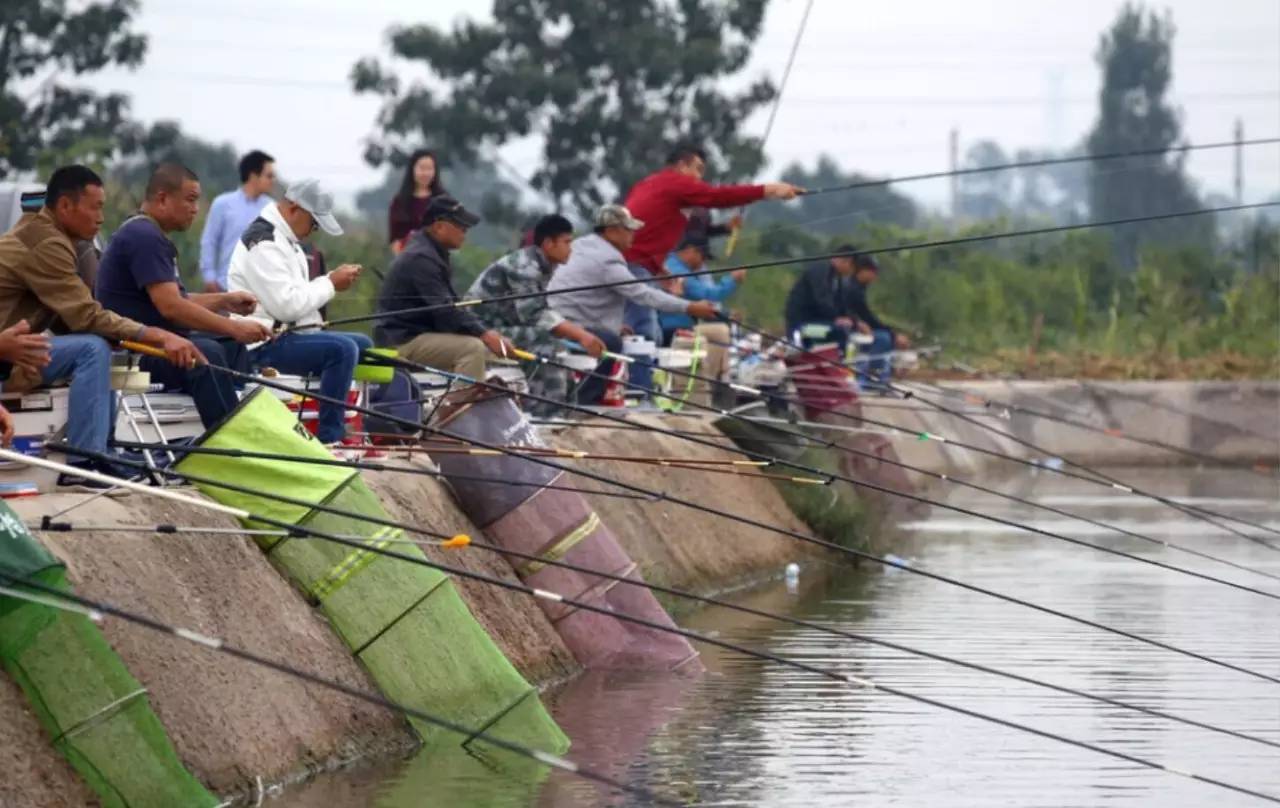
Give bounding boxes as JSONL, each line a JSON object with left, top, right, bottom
{"left": 0, "top": 165, "right": 202, "bottom": 490}
{"left": 227, "top": 179, "right": 370, "bottom": 445}
{"left": 96, "top": 163, "right": 270, "bottom": 429}
{"left": 465, "top": 214, "right": 606, "bottom": 412}
{"left": 783, "top": 245, "right": 909, "bottom": 387}
{"left": 658, "top": 226, "right": 744, "bottom": 406}
{"left": 374, "top": 195, "right": 515, "bottom": 382}
{"left": 547, "top": 204, "right": 719, "bottom": 402}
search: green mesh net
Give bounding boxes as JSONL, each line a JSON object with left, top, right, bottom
{"left": 177, "top": 389, "right": 568, "bottom": 759}
{"left": 0, "top": 504, "right": 215, "bottom": 807}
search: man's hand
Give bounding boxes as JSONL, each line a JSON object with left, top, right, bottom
{"left": 0, "top": 320, "right": 51, "bottom": 375}
{"left": 894, "top": 332, "right": 912, "bottom": 349}
{"left": 0, "top": 404, "right": 13, "bottom": 446}
{"left": 833, "top": 316, "right": 855, "bottom": 330}
{"left": 328, "top": 264, "right": 362, "bottom": 292}
{"left": 229, "top": 319, "right": 273, "bottom": 345}
{"left": 763, "top": 182, "right": 804, "bottom": 201}
{"left": 686, "top": 300, "right": 719, "bottom": 320}
{"left": 727, "top": 213, "right": 744, "bottom": 230}
{"left": 480, "top": 330, "right": 515, "bottom": 359}
{"left": 220, "top": 291, "right": 258, "bottom": 316}
{"left": 730, "top": 269, "right": 748, "bottom": 283}
{"left": 855, "top": 320, "right": 873, "bottom": 336}
{"left": 156, "top": 331, "right": 205, "bottom": 369}
{"left": 577, "top": 332, "right": 606, "bottom": 358}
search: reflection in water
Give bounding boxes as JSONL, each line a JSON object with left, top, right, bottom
{"left": 274, "top": 467, "right": 1280, "bottom": 807}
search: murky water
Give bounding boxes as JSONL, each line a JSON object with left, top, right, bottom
{"left": 273, "top": 466, "right": 1280, "bottom": 807}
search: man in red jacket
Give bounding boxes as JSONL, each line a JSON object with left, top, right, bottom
{"left": 623, "top": 142, "right": 803, "bottom": 275}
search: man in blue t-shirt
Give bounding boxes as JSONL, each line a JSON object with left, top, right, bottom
{"left": 98, "top": 163, "right": 269, "bottom": 427}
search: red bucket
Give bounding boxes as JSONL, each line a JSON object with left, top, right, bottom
{"left": 785, "top": 345, "right": 858, "bottom": 417}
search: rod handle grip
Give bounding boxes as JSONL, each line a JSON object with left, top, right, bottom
{"left": 119, "top": 340, "right": 167, "bottom": 359}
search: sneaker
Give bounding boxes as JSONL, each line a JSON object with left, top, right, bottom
{"left": 56, "top": 463, "right": 132, "bottom": 497}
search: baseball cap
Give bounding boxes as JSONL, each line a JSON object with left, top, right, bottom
{"left": 284, "top": 179, "right": 343, "bottom": 236}
{"left": 423, "top": 195, "right": 481, "bottom": 229}
{"left": 594, "top": 204, "right": 644, "bottom": 231}
{"left": 676, "top": 231, "right": 715, "bottom": 259}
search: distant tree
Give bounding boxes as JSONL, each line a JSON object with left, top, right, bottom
{"left": 0, "top": 0, "right": 147, "bottom": 179}
{"left": 956, "top": 141, "right": 1013, "bottom": 221}
{"left": 351, "top": 0, "right": 777, "bottom": 216}
{"left": 1085, "top": 3, "right": 1204, "bottom": 266}
{"left": 114, "top": 121, "right": 241, "bottom": 194}
{"left": 955, "top": 140, "right": 1090, "bottom": 224}
{"left": 749, "top": 154, "right": 919, "bottom": 242}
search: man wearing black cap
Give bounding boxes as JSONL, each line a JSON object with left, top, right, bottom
{"left": 784, "top": 246, "right": 909, "bottom": 383}
{"left": 374, "top": 194, "right": 514, "bottom": 381}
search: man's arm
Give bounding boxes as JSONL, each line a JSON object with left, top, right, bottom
{"left": 145, "top": 283, "right": 269, "bottom": 343}
{"left": 848, "top": 286, "right": 887, "bottom": 331}
{"left": 234, "top": 241, "right": 335, "bottom": 323}
{"left": 504, "top": 259, "right": 567, "bottom": 335}
{"left": 199, "top": 196, "right": 225, "bottom": 288}
{"left": 26, "top": 240, "right": 146, "bottom": 341}
{"left": 603, "top": 258, "right": 699, "bottom": 314}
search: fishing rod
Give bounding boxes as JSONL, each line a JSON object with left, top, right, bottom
{"left": 0, "top": 573, "right": 674, "bottom": 806}
{"left": 307, "top": 201, "right": 1279, "bottom": 333}
{"left": 106, "top": 345, "right": 1280, "bottom": 683}
{"left": 801, "top": 136, "right": 1280, "bottom": 195}
{"left": 511, "top": 346, "right": 1280, "bottom": 588}
{"left": 10, "top": 453, "right": 1280, "bottom": 804}
{"left": 37, "top": 518, "right": 1280, "bottom": 754}
{"left": 722, "top": 0, "right": 815, "bottom": 259}
{"left": 724, "top": 317, "right": 1280, "bottom": 545}
{"left": 107, "top": 440, "right": 658, "bottom": 502}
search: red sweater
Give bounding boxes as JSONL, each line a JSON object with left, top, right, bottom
{"left": 622, "top": 169, "right": 764, "bottom": 274}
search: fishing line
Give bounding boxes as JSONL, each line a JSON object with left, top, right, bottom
{"left": 569, "top": 342, "right": 1280, "bottom": 583}
{"left": 726, "top": 317, "right": 1280, "bottom": 546}
{"left": 308, "top": 202, "right": 1279, "bottom": 333}
{"left": 38, "top": 518, "right": 1280, "bottom": 753}
{"left": 7, "top": 455, "right": 1279, "bottom": 803}
{"left": 107, "top": 346, "right": 1280, "bottom": 682}
{"left": 0, "top": 572, "right": 677, "bottom": 806}
{"left": 210, "top": 349, "right": 1280, "bottom": 681}
{"left": 801, "top": 136, "right": 1280, "bottom": 196}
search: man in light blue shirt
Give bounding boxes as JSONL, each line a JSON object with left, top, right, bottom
{"left": 198, "top": 149, "right": 275, "bottom": 291}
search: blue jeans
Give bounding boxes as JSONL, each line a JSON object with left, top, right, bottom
{"left": 854, "top": 328, "right": 894, "bottom": 387}
{"left": 623, "top": 264, "right": 662, "bottom": 396}
{"left": 141, "top": 335, "right": 245, "bottom": 430}
{"left": 253, "top": 331, "right": 372, "bottom": 442}
{"left": 42, "top": 334, "right": 115, "bottom": 456}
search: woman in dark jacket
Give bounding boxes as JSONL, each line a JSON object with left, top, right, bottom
{"left": 387, "top": 149, "right": 445, "bottom": 254}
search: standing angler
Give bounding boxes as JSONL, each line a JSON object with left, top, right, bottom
{"left": 465, "top": 214, "right": 605, "bottom": 414}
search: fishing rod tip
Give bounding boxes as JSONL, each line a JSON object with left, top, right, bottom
{"left": 442, "top": 534, "right": 472, "bottom": 549}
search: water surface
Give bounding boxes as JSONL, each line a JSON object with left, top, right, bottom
{"left": 274, "top": 466, "right": 1280, "bottom": 807}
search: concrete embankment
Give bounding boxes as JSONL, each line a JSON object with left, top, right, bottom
{"left": 1, "top": 414, "right": 817, "bottom": 806}
{"left": 859, "top": 380, "right": 1279, "bottom": 484}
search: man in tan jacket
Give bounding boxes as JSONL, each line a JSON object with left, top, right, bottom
{"left": 0, "top": 164, "right": 201, "bottom": 491}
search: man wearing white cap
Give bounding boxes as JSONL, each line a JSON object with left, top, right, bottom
{"left": 227, "top": 178, "right": 369, "bottom": 444}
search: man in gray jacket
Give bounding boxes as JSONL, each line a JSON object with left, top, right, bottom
{"left": 549, "top": 204, "right": 717, "bottom": 401}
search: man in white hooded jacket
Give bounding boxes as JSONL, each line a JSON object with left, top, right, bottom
{"left": 227, "top": 178, "right": 370, "bottom": 444}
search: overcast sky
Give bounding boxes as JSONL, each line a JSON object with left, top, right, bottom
{"left": 84, "top": 0, "right": 1279, "bottom": 212}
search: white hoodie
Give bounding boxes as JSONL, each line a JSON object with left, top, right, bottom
{"left": 227, "top": 201, "right": 334, "bottom": 345}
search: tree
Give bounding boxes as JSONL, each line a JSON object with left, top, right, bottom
{"left": 351, "top": 0, "right": 777, "bottom": 216}
{"left": 1085, "top": 3, "right": 1205, "bottom": 266}
{"left": 956, "top": 141, "right": 1013, "bottom": 221}
{"left": 0, "top": 0, "right": 147, "bottom": 179}
{"left": 114, "top": 121, "right": 241, "bottom": 194}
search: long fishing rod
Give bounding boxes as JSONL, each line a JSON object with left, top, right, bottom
{"left": 107, "top": 345, "right": 1280, "bottom": 684}
{"left": 37, "top": 518, "right": 1280, "bottom": 754}
{"left": 512, "top": 346, "right": 1280, "bottom": 589}
{"left": 801, "top": 136, "right": 1280, "bottom": 195}
{"left": 309, "top": 201, "right": 1279, "bottom": 333}
{"left": 0, "top": 572, "right": 675, "bottom": 806}
{"left": 722, "top": 0, "right": 815, "bottom": 259}
{"left": 107, "top": 440, "right": 657, "bottom": 502}
{"left": 725, "top": 317, "right": 1280, "bottom": 545}
{"left": 10, "top": 453, "right": 1279, "bottom": 804}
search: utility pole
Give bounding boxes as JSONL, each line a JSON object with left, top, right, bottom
{"left": 949, "top": 128, "right": 960, "bottom": 222}
{"left": 1233, "top": 118, "right": 1244, "bottom": 204}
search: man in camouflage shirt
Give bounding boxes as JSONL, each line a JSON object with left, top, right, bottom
{"left": 466, "top": 214, "right": 605, "bottom": 413}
